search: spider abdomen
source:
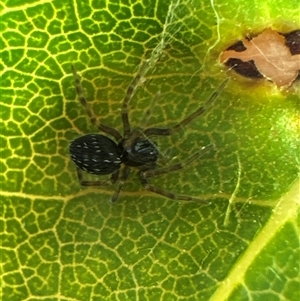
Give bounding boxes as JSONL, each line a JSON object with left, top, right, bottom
{"left": 69, "top": 134, "right": 123, "bottom": 175}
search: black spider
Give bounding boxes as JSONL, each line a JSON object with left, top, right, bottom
{"left": 69, "top": 62, "right": 228, "bottom": 203}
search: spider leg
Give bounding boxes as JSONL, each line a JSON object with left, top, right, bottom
{"left": 139, "top": 145, "right": 213, "bottom": 204}
{"left": 76, "top": 168, "right": 119, "bottom": 186}
{"left": 141, "top": 179, "right": 209, "bottom": 204}
{"left": 110, "top": 166, "right": 131, "bottom": 203}
{"left": 121, "top": 61, "right": 148, "bottom": 138}
{"left": 139, "top": 91, "right": 161, "bottom": 127}
{"left": 144, "top": 78, "right": 229, "bottom": 137}
{"left": 71, "top": 65, "right": 122, "bottom": 142}
{"left": 142, "top": 144, "right": 213, "bottom": 178}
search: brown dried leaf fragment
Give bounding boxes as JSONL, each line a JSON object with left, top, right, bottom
{"left": 221, "top": 28, "right": 300, "bottom": 87}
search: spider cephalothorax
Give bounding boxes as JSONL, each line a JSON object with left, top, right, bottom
{"left": 69, "top": 63, "right": 228, "bottom": 203}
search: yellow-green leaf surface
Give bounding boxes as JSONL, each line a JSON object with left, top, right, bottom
{"left": 1, "top": 0, "right": 299, "bottom": 300}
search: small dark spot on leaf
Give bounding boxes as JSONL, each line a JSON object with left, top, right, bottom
{"left": 226, "top": 40, "right": 247, "bottom": 52}
{"left": 283, "top": 29, "right": 300, "bottom": 55}
{"left": 224, "top": 58, "right": 263, "bottom": 78}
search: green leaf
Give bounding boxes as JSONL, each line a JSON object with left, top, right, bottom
{"left": 1, "top": 0, "right": 299, "bottom": 301}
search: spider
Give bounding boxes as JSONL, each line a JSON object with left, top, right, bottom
{"left": 69, "top": 62, "right": 228, "bottom": 203}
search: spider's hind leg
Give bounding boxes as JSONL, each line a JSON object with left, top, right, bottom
{"left": 76, "top": 167, "right": 119, "bottom": 186}
{"left": 71, "top": 65, "right": 122, "bottom": 142}
{"left": 121, "top": 61, "right": 149, "bottom": 138}
{"left": 110, "top": 166, "right": 131, "bottom": 203}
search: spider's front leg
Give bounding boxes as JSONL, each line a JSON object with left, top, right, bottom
{"left": 143, "top": 78, "right": 229, "bottom": 137}
{"left": 139, "top": 145, "right": 213, "bottom": 204}
{"left": 140, "top": 174, "right": 209, "bottom": 204}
